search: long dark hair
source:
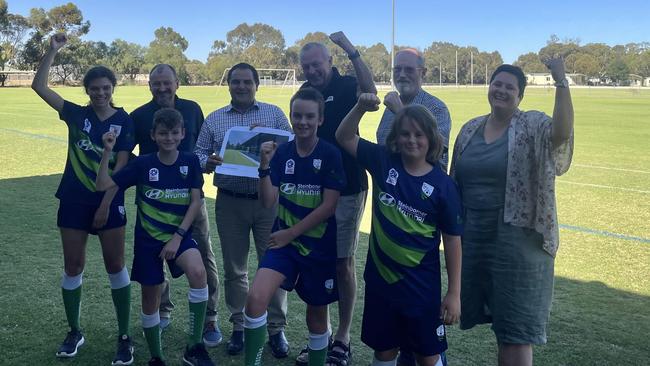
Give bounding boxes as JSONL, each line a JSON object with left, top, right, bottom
{"left": 83, "top": 65, "right": 118, "bottom": 107}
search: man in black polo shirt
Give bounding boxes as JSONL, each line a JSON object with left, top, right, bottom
{"left": 296, "top": 31, "right": 377, "bottom": 366}
{"left": 130, "top": 63, "right": 223, "bottom": 348}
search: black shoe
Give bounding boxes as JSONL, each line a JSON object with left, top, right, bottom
{"left": 182, "top": 343, "right": 215, "bottom": 366}
{"left": 226, "top": 330, "right": 244, "bottom": 355}
{"left": 268, "top": 330, "right": 290, "bottom": 358}
{"left": 112, "top": 334, "right": 134, "bottom": 365}
{"left": 148, "top": 357, "right": 167, "bottom": 366}
{"left": 56, "top": 329, "right": 85, "bottom": 358}
{"left": 397, "top": 348, "right": 416, "bottom": 366}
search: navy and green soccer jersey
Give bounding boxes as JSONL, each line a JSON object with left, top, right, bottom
{"left": 56, "top": 100, "right": 135, "bottom": 206}
{"left": 356, "top": 139, "right": 463, "bottom": 306}
{"left": 111, "top": 151, "right": 204, "bottom": 243}
{"left": 269, "top": 139, "right": 346, "bottom": 260}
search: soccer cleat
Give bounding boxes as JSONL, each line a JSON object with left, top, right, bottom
{"left": 112, "top": 334, "right": 134, "bottom": 365}
{"left": 202, "top": 320, "right": 223, "bottom": 347}
{"left": 148, "top": 357, "right": 167, "bottom": 366}
{"left": 182, "top": 343, "right": 215, "bottom": 366}
{"left": 55, "top": 329, "right": 85, "bottom": 358}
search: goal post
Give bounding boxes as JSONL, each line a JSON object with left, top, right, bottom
{"left": 219, "top": 68, "right": 297, "bottom": 90}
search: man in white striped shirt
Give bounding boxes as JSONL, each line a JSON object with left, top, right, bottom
{"left": 195, "top": 62, "right": 292, "bottom": 358}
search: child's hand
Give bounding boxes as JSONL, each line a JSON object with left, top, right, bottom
{"left": 92, "top": 205, "right": 109, "bottom": 229}
{"left": 267, "top": 229, "right": 295, "bottom": 249}
{"left": 259, "top": 141, "right": 278, "bottom": 168}
{"left": 160, "top": 236, "right": 181, "bottom": 260}
{"left": 102, "top": 131, "right": 116, "bottom": 152}
{"left": 357, "top": 93, "right": 381, "bottom": 112}
{"left": 440, "top": 291, "right": 460, "bottom": 325}
{"left": 383, "top": 91, "right": 404, "bottom": 113}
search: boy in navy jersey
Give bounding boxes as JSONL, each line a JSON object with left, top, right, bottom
{"left": 336, "top": 94, "right": 462, "bottom": 366}
{"left": 97, "top": 108, "right": 215, "bottom": 366}
{"left": 243, "top": 88, "right": 346, "bottom": 365}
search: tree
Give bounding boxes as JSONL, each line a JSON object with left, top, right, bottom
{"left": 514, "top": 52, "right": 547, "bottom": 74}
{"left": 107, "top": 39, "right": 145, "bottom": 81}
{"left": 0, "top": 0, "right": 29, "bottom": 86}
{"left": 359, "top": 43, "right": 390, "bottom": 83}
{"left": 185, "top": 59, "right": 208, "bottom": 85}
{"left": 606, "top": 57, "right": 630, "bottom": 84}
{"left": 145, "top": 27, "right": 189, "bottom": 83}
{"left": 570, "top": 53, "right": 600, "bottom": 78}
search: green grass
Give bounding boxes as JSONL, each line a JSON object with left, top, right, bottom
{"left": 0, "top": 86, "right": 649, "bottom": 365}
{"left": 223, "top": 149, "right": 259, "bottom": 167}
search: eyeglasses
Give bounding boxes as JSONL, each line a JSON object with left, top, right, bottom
{"left": 393, "top": 66, "right": 423, "bottom": 75}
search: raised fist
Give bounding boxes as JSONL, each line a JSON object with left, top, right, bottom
{"left": 383, "top": 91, "right": 404, "bottom": 114}
{"left": 50, "top": 33, "right": 67, "bottom": 51}
{"left": 259, "top": 141, "right": 278, "bottom": 167}
{"left": 545, "top": 57, "right": 567, "bottom": 83}
{"left": 329, "top": 31, "right": 354, "bottom": 55}
{"left": 102, "top": 131, "right": 116, "bottom": 151}
{"left": 357, "top": 93, "right": 381, "bottom": 112}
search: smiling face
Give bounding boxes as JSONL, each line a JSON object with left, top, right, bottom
{"left": 290, "top": 98, "right": 323, "bottom": 141}
{"left": 488, "top": 71, "right": 521, "bottom": 113}
{"left": 149, "top": 66, "right": 179, "bottom": 108}
{"left": 393, "top": 51, "right": 425, "bottom": 100}
{"left": 300, "top": 45, "right": 333, "bottom": 89}
{"left": 151, "top": 124, "right": 185, "bottom": 153}
{"left": 85, "top": 77, "right": 114, "bottom": 108}
{"left": 396, "top": 116, "right": 430, "bottom": 162}
{"left": 228, "top": 67, "right": 257, "bottom": 109}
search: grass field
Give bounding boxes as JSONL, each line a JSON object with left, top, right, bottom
{"left": 1, "top": 85, "right": 649, "bottom": 365}
{"left": 223, "top": 149, "right": 259, "bottom": 167}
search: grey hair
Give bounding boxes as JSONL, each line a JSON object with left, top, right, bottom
{"left": 149, "top": 64, "right": 178, "bottom": 80}
{"left": 397, "top": 48, "right": 425, "bottom": 67}
{"left": 300, "top": 42, "right": 331, "bottom": 60}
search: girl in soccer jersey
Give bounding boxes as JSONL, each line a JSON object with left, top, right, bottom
{"left": 336, "top": 94, "right": 462, "bottom": 366}
{"left": 31, "top": 34, "right": 135, "bottom": 364}
{"left": 243, "top": 88, "right": 346, "bottom": 366}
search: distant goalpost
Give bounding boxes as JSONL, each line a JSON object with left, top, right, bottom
{"left": 218, "top": 68, "right": 297, "bottom": 90}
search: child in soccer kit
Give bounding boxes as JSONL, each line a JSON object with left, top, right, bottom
{"left": 243, "top": 88, "right": 346, "bottom": 366}
{"left": 96, "top": 108, "right": 215, "bottom": 366}
{"left": 336, "top": 94, "right": 463, "bottom": 366}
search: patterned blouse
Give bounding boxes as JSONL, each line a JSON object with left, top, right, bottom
{"left": 450, "top": 110, "right": 574, "bottom": 257}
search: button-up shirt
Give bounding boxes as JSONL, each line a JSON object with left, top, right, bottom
{"left": 195, "top": 100, "right": 291, "bottom": 194}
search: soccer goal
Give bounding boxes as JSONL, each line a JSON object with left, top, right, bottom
{"left": 218, "top": 68, "right": 297, "bottom": 89}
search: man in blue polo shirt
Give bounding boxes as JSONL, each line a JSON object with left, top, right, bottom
{"left": 130, "top": 64, "right": 223, "bottom": 347}
{"left": 296, "top": 31, "right": 376, "bottom": 366}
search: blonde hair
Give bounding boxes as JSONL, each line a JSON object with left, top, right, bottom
{"left": 386, "top": 104, "right": 444, "bottom": 164}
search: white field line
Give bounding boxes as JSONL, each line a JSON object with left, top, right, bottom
{"left": 573, "top": 163, "right": 650, "bottom": 174}
{"left": 557, "top": 180, "right": 650, "bottom": 194}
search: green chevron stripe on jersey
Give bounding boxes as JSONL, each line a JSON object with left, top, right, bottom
{"left": 368, "top": 232, "right": 402, "bottom": 284}
{"left": 373, "top": 183, "right": 436, "bottom": 237}
{"left": 372, "top": 214, "right": 426, "bottom": 267}
{"left": 278, "top": 206, "right": 326, "bottom": 239}
{"left": 68, "top": 145, "right": 96, "bottom": 192}
{"left": 139, "top": 199, "right": 184, "bottom": 228}
{"left": 291, "top": 239, "right": 312, "bottom": 256}
{"left": 138, "top": 209, "right": 173, "bottom": 242}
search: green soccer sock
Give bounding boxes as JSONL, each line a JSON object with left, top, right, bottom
{"left": 244, "top": 324, "right": 267, "bottom": 366}
{"left": 61, "top": 286, "right": 82, "bottom": 331}
{"left": 143, "top": 325, "right": 163, "bottom": 359}
{"left": 111, "top": 284, "right": 131, "bottom": 336}
{"left": 308, "top": 347, "right": 328, "bottom": 366}
{"left": 187, "top": 300, "right": 207, "bottom": 346}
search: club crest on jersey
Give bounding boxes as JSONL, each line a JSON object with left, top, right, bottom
{"left": 83, "top": 118, "right": 91, "bottom": 133}
{"left": 149, "top": 168, "right": 159, "bottom": 181}
{"left": 386, "top": 168, "right": 399, "bottom": 186}
{"left": 109, "top": 124, "right": 122, "bottom": 137}
{"left": 118, "top": 205, "right": 126, "bottom": 218}
{"left": 313, "top": 159, "right": 322, "bottom": 171}
{"left": 285, "top": 159, "right": 295, "bottom": 174}
{"left": 179, "top": 165, "right": 188, "bottom": 177}
{"left": 324, "top": 279, "right": 334, "bottom": 294}
{"left": 325, "top": 96, "right": 334, "bottom": 103}
{"left": 421, "top": 182, "right": 434, "bottom": 198}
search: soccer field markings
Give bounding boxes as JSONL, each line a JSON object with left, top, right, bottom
{"left": 557, "top": 180, "right": 650, "bottom": 194}
{"left": 1, "top": 127, "right": 66, "bottom": 143}
{"left": 560, "top": 224, "right": 650, "bottom": 244}
{"left": 573, "top": 163, "right": 650, "bottom": 174}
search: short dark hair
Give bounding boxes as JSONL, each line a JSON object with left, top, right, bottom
{"left": 386, "top": 104, "right": 444, "bottom": 165}
{"left": 290, "top": 88, "right": 325, "bottom": 118}
{"left": 83, "top": 66, "right": 117, "bottom": 89}
{"left": 152, "top": 108, "right": 184, "bottom": 131}
{"left": 227, "top": 63, "right": 259, "bottom": 86}
{"left": 490, "top": 64, "right": 527, "bottom": 98}
{"left": 150, "top": 63, "right": 178, "bottom": 80}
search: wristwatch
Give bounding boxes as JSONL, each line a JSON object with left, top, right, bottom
{"left": 175, "top": 227, "right": 187, "bottom": 238}
{"left": 258, "top": 167, "right": 271, "bottom": 178}
{"left": 347, "top": 49, "right": 360, "bottom": 60}
{"left": 554, "top": 78, "right": 569, "bottom": 88}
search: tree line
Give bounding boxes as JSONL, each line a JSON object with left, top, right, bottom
{"left": 2, "top": 1, "right": 649, "bottom": 86}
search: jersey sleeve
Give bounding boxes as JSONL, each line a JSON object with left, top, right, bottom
{"left": 323, "top": 146, "right": 346, "bottom": 191}
{"left": 113, "top": 113, "right": 136, "bottom": 153}
{"left": 269, "top": 147, "right": 284, "bottom": 188}
{"left": 437, "top": 177, "right": 464, "bottom": 236}
{"left": 189, "top": 154, "right": 204, "bottom": 189}
{"left": 58, "top": 100, "right": 83, "bottom": 126}
{"left": 356, "top": 138, "right": 387, "bottom": 177}
{"left": 111, "top": 156, "right": 141, "bottom": 190}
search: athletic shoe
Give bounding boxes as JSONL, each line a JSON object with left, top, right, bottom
{"left": 55, "top": 329, "right": 85, "bottom": 357}
{"left": 111, "top": 334, "right": 134, "bottom": 365}
{"left": 159, "top": 316, "right": 171, "bottom": 331}
{"left": 148, "top": 357, "right": 167, "bottom": 366}
{"left": 226, "top": 330, "right": 244, "bottom": 355}
{"left": 268, "top": 330, "right": 290, "bottom": 358}
{"left": 182, "top": 343, "right": 215, "bottom": 366}
{"left": 202, "top": 321, "right": 223, "bottom": 347}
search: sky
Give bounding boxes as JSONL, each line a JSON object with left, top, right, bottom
{"left": 8, "top": 0, "right": 650, "bottom": 64}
